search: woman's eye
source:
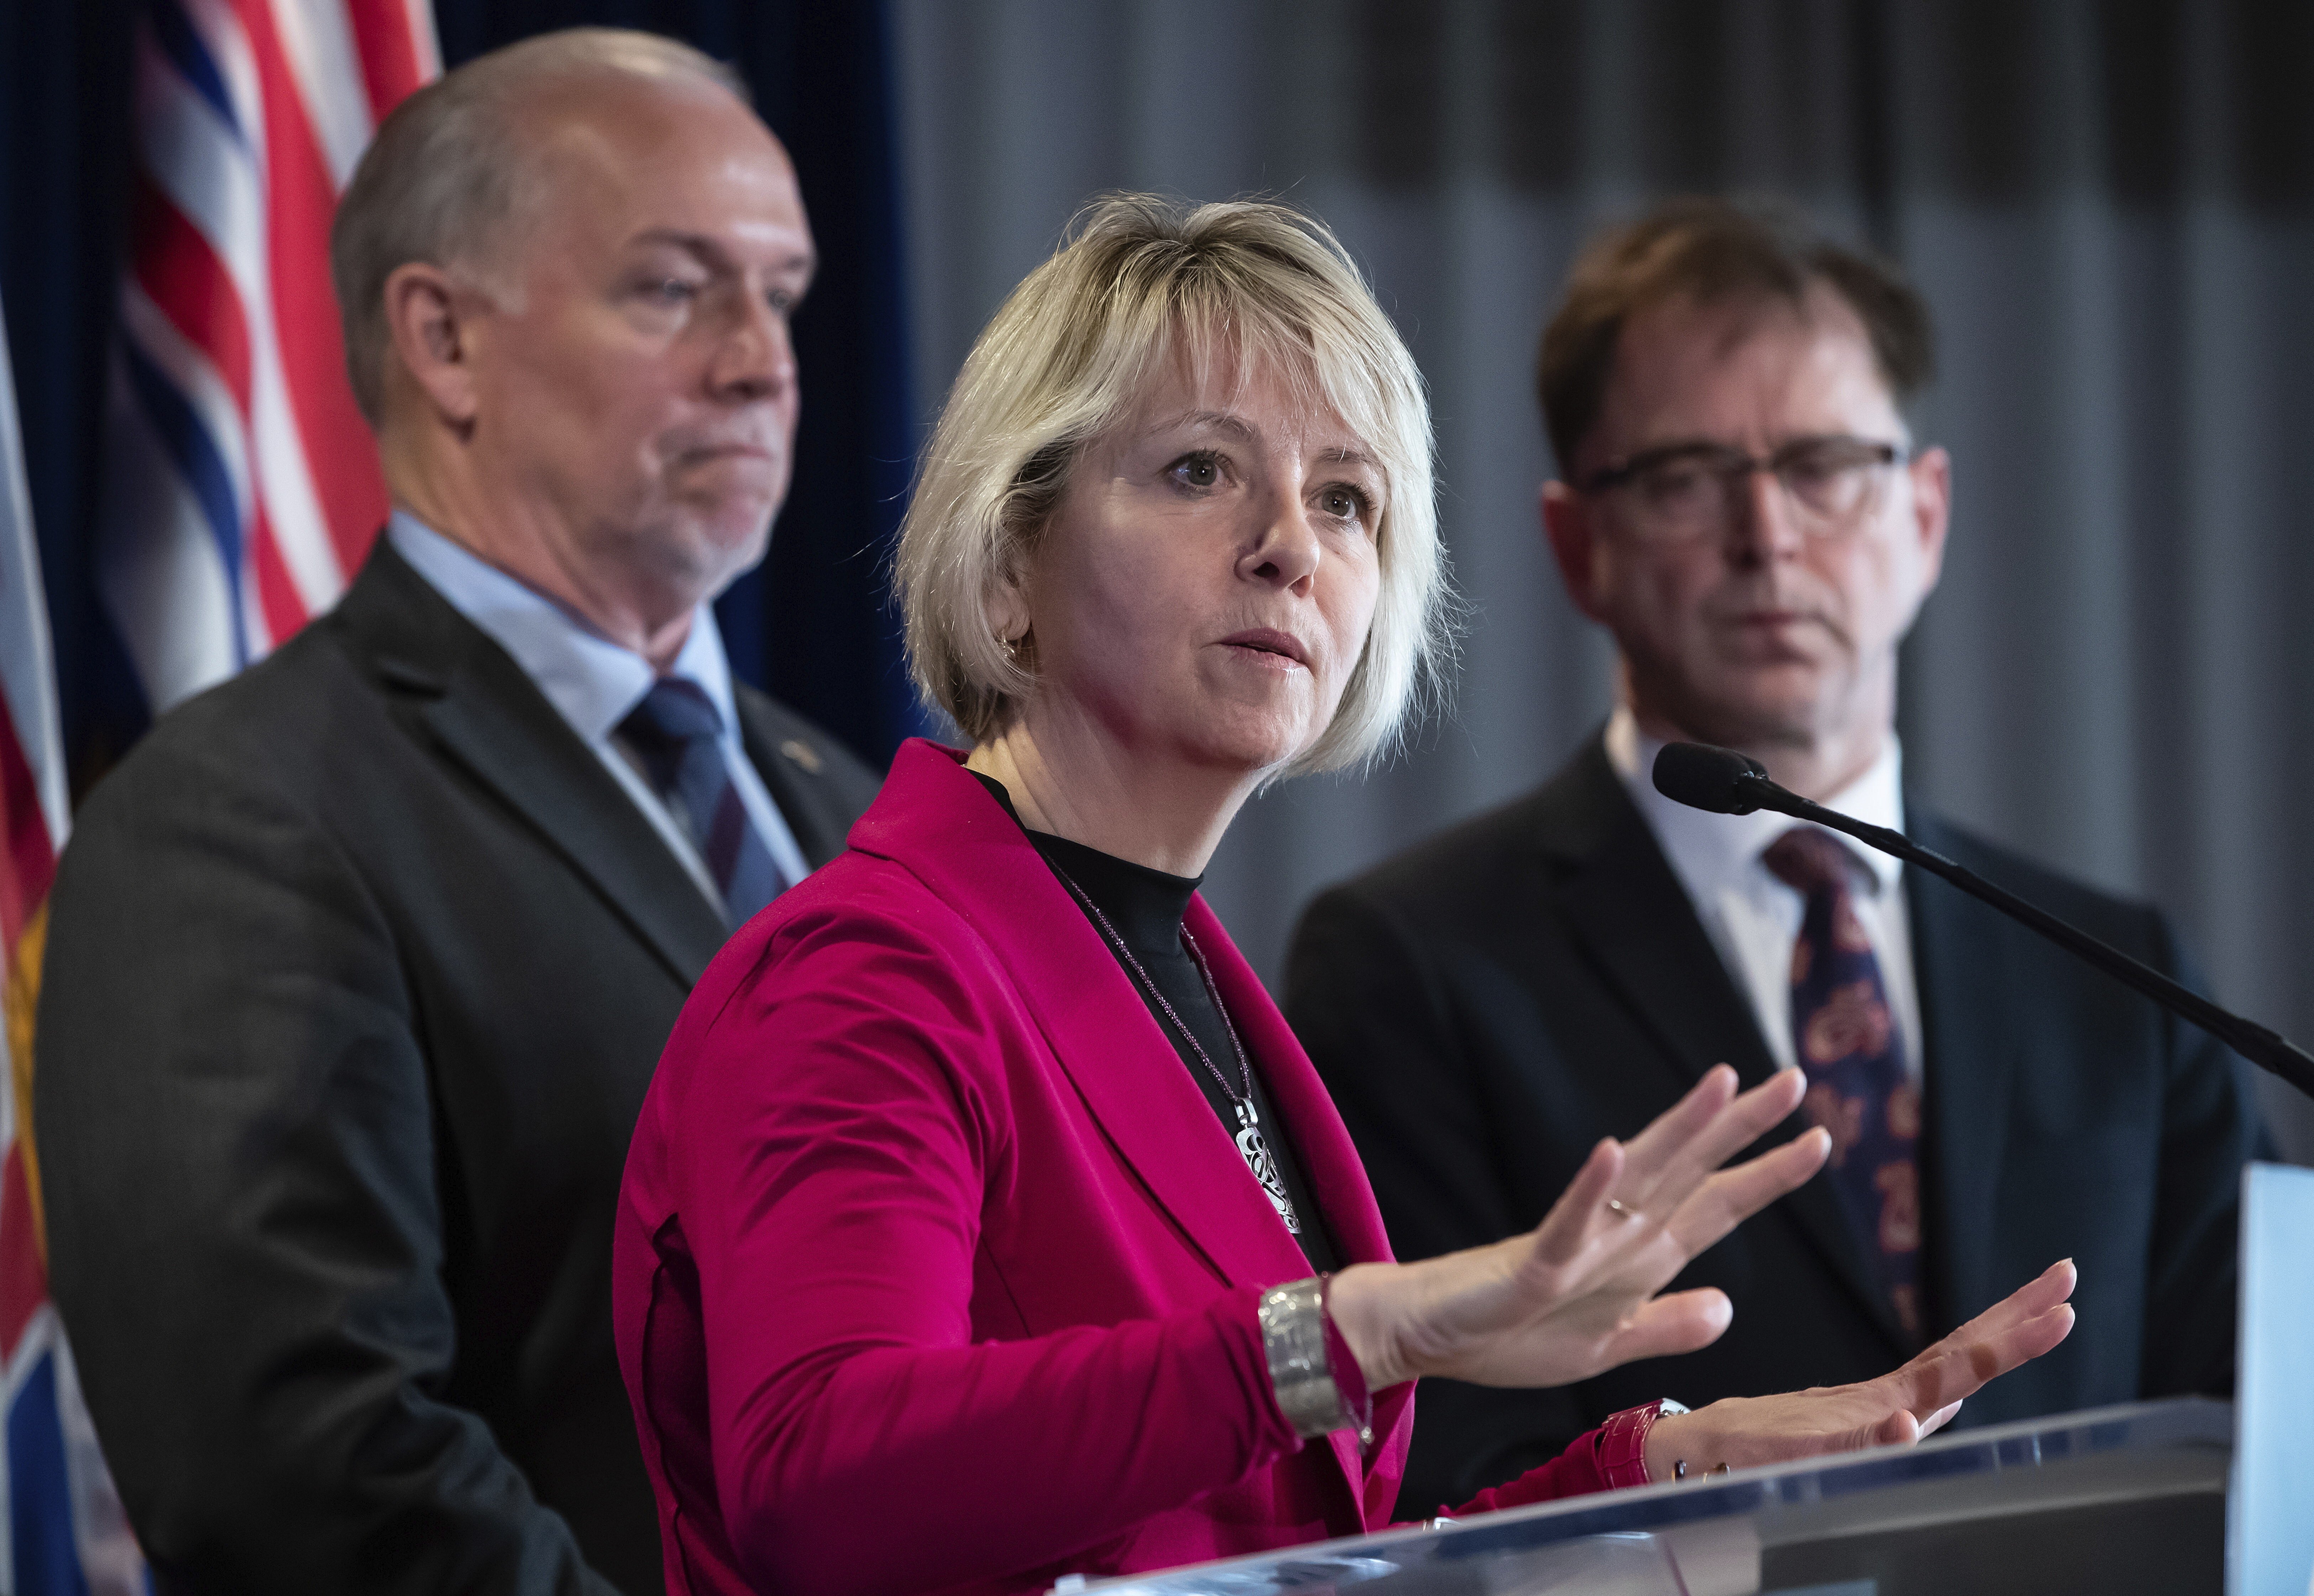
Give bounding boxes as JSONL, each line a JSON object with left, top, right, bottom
{"left": 644, "top": 278, "right": 701, "bottom": 305}
{"left": 1172, "top": 454, "right": 1221, "bottom": 488}
{"left": 1321, "top": 487, "right": 1368, "bottom": 520}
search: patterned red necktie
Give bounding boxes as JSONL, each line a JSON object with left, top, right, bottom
{"left": 1762, "top": 826, "right": 1923, "bottom": 1345}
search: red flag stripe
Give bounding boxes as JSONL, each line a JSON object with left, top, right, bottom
{"left": 345, "top": 0, "right": 433, "bottom": 130}
{"left": 251, "top": 501, "right": 308, "bottom": 647}
{"left": 132, "top": 176, "right": 256, "bottom": 419}
{"left": 0, "top": 1143, "right": 45, "bottom": 1363}
{"left": 0, "top": 691, "right": 54, "bottom": 960}
{"left": 229, "top": 0, "right": 388, "bottom": 585}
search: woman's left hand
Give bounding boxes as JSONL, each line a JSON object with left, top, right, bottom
{"left": 1327, "top": 1064, "right": 1829, "bottom": 1391}
{"left": 1642, "top": 1257, "right": 2079, "bottom": 1481}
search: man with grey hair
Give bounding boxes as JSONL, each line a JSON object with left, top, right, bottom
{"left": 35, "top": 28, "right": 878, "bottom": 1593}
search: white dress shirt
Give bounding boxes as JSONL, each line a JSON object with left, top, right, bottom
{"left": 387, "top": 512, "right": 810, "bottom": 914}
{"left": 1604, "top": 704, "right": 1923, "bottom": 1082}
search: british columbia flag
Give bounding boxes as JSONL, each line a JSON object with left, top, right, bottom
{"left": 4, "top": 293, "right": 146, "bottom": 1593}
{"left": 101, "top": 0, "right": 437, "bottom": 715}
{"left": 3, "top": 2, "right": 435, "bottom": 1588}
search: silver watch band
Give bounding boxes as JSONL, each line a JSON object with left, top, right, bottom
{"left": 1258, "top": 1278, "right": 1353, "bottom": 1440}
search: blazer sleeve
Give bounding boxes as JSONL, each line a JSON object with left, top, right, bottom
{"left": 34, "top": 736, "right": 616, "bottom": 1596}
{"left": 1286, "top": 885, "right": 1599, "bottom": 1513}
{"left": 653, "top": 899, "right": 1305, "bottom": 1596}
{"left": 2137, "top": 916, "right": 2264, "bottom": 1398}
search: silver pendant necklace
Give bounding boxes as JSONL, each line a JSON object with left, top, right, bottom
{"left": 1047, "top": 864, "right": 1302, "bottom": 1235}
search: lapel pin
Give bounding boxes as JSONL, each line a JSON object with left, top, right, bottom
{"left": 778, "top": 738, "right": 824, "bottom": 774}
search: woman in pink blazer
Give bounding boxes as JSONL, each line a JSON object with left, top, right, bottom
{"left": 614, "top": 195, "right": 2077, "bottom": 1596}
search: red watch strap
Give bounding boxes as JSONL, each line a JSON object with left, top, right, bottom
{"left": 1597, "top": 1398, "right": 1668, "bottom": 1489}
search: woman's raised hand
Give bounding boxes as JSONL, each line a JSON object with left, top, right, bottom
{"left": 1642, "top": 1257, "right": 2078, "bottom": 1480}
{"left": 1326, "top": 1064, "right": 1829, "bottom": 1390}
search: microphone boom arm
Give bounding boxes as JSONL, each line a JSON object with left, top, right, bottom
{"left": 1741, "top": 776, "right": 2314, "bottom": 1099}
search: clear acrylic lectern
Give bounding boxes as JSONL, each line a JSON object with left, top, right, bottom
{"left": 1077, "top": 1397, "right": 2230, "bottom": 1596}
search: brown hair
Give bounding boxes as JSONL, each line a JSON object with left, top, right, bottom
{"left": 1536, "top": 197, "right": 1935, "bottom": 472}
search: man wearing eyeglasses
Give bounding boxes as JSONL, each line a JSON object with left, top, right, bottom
{"left": 1286, "top": 197, "right": 2259, "bottom": 1520}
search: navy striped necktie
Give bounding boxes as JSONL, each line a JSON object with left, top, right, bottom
{"left": 617, "top": 678, "right": 788, "bottom": 927}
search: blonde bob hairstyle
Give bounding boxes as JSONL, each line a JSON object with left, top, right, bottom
{"left": 894, "top": 193, "right": 1449, "bottom": 777}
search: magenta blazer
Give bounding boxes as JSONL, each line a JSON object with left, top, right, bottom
{"left": 615, "top": 742, "right": 1604, "bottom": 1596}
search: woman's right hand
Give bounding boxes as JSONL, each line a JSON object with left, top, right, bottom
{"left": 1326, "top": 1063, "right": 1829, "bottom": 1391}
{"left": 1643, "top": 1257, "right": 2078, "bottom": 1479}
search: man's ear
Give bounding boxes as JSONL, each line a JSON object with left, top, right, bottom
{"left": 381, "top": 262, "right": 486, "bottom": 430}
{"left": 1541, "top": 479, "right": 1611, "bottom": 624}
{"left": 1907, "top": 443, "right": 1953, "bottom": 600}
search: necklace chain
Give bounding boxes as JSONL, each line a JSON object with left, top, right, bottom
{"left": 1045, "top": 860, "right": 1301, "bottom": 1235}
{"left": 1046, "top": 865, "right": 1253, "bottom": 1105}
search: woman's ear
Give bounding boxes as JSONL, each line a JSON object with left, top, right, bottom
{"left": 985, "top": 559, "right": 1032, "bottom": 647}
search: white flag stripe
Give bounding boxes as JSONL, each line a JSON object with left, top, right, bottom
{"left": 402, "top": 0, "right": 442, "bottom": 81}
{"left": 0, "top": 298, "right": 68, "bottom": 851}
{"left": 188, "top": 0, "right": 353, "bottom": 621}
{"left": 139, "top": 10, "right": 350, "bottom": 623}
{"left": 269, "top": 0, "right": 375, "bottom": 189}
{"left": 116, "top": 282, "right": 255, "bottom": 553}
{"left": 134, "top": 31, "right": 269, "bottom": 349}
{"left": 99, "top": 363, "right": 245, "bottom": 709}
{"left": 182, "top": 0, "right": 268, "bottom": 153}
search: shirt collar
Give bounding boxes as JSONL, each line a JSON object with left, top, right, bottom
{"left": 1605, "top": 703, "right": 1908, "bottom": 898}
{"left": 387, "top": 510, "right": 741, "bottom": 744}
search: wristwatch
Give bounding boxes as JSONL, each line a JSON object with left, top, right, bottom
{"left": 1597, "top": 1397, "right": 1689, "bottom": 1488}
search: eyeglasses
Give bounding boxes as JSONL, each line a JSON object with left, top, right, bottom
{"left": 1579, "top": 435, "right": 1911, "bottom": 543}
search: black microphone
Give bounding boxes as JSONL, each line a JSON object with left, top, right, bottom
{"left": 1652, "top": 741, "right": 2314, "bottom": 1098}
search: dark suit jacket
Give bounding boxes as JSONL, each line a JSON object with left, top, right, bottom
{"left": 1284, "top": 732, "right": 2258, "bottom": 1520}
{"left": 34, "top": 543, "right": 882, "bottom": 1595}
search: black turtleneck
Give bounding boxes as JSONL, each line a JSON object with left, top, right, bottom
{"left": 970, "top": 771, "right": 1340, "bottom": 1275}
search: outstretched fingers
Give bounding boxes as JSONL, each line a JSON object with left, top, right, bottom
{"left": 1663, "top": 1125, "right": 1832, "bottom": 1258}
{"left": 1626, "top": 1068, "right": 1809, "bottom": 1219}
{"left": 1526, "top": 1135, "right": 1628, "bottom": 1268}
{"left": 1615, "top": 1065, "right": 1742, "bottom": 1184}
{"left": 1890, "top": 1259, "right": 2078, "bottom": 1414}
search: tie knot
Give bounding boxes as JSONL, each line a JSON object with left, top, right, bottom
{"left": 1762, "top": 826, "right": 1857, "bottom": 897}
{"left": 622, "top": 677, "right": 723, "bottom": 750}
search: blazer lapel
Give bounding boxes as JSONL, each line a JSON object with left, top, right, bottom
{"left": 1546, "top": 736, "right": 1907, "bottom": 1354}
{"left": 339, "top": 544, "right": 731, "bottom": 989}
{"left": 1199, "top": 909, "right": 1415, "bottom": 1509}
{"left": 854, "top": 744, "right": 1318, "bottom": 1293}
{"left": 1906, "top": 811, "right": 2017, "bottom": 1338}
{"left": 1200, "top": 905, "right": 1393, "bottom": 1269}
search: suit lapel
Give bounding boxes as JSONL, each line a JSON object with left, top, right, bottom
{"left": 1545, "top": 736, "right": 1907, "bottom": 1354}
{"left": 1907, "top": 812, "right": 2017, "bottom": 1337}
{"left": 735, "top": 695, "right": 852, "bottom": 869}
{"left": 337, "top": 544, "right": 731, "bottom": 989}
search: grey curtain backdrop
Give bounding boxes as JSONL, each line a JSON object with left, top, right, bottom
{"left": 891, "top": 0, "right": 2314, "bottom": 1162}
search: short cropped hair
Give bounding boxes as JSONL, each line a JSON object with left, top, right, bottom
{"left": 1537, "top": 197, "right": 1936, "bottom": 471}
{"left": 895, "top": 194, "right": 1446, "bottom": 775}
{"left": 330, "top": 28, "right": 747, "bottom": 423}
